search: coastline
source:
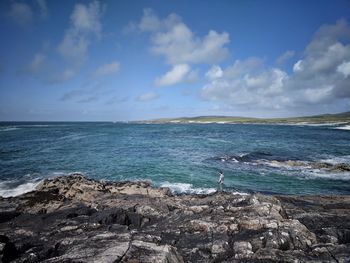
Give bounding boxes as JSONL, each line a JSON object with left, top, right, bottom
{"left": 134, "top": 111, "right": 350, "bottom": 126}
{"left": 1, "top": 174, "right": 349, "bottom": 262}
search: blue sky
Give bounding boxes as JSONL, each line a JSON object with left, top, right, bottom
{"left": 0, "top": 0, "right": 350, "bottom": 121}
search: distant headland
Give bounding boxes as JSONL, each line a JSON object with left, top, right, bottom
{"left": 136, "top": 111, "right": 350, "bottom": 125}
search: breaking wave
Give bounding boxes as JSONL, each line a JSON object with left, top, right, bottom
{"left": 159, "top": 182, "right": 247, "bottom": 195}
{"left": 334, "top": 125, "right": 350, "bottom": 130}
{"left": 0, "top": 126, "right": 21, "bottom": 132}
{"left": 159, "top": 182, "right": 217, "bottom": 194}
{"left": 0, "top": 179, "right": 42, "bottom": 197}
{"left": 210, "top": 151, "right": 350, "bottom": 180}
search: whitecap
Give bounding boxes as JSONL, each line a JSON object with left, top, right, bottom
{"left": 304, "top": 170, "right": 350, "bottom": 180}
{"left": 0, "top": 127, "right": 20, "bottom": 132}
{"left": 258, "top": 160, "right": 311, "bottom": 170}
{"left": 0, "top": 180, "right": 42, "bottom": 197}
{"left": 319, "top": 155, "right": 350, "bottom": 165}
{"left": 160, "top": 182, "right": 217, "bottom": 194}
{"left": 159, "top": 182, "right": 247, "bottom": 195}
{"left": 290, "top": 122, "right": 349, "bottom": 127}
{"left": 334, "top": 125, "right": 350, "bottom": 130}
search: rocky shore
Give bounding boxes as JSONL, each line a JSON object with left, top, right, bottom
{"left": 0, "top": 174, "right": 349, "bottom": 262}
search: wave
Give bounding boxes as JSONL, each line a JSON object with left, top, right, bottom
{"left": 0, "top": 171, "right": 84, "bottom": 198}
{"left": 211, "top": 151, "right": 284, "bottom": 164}
{"left": 160, "top": 182, "right": 216, "bottom": 194}
{"left": 0, "top": 127, "right": 21, "bottom": 132}
{"left": 334, "top": 125, "right": 350, "bottom": 130}
{"left": 159, "top": 182, "right": 248, "bottom": 195}
{"left": 210, "top": 151, "right": 350, "bottom": 181}
{"left": 303, "top": 170, "right": 350, "bottom": 180}
{"left": 58, "top": 133, "right": 88, "bottom": 141}
{"left": 320, "top": 155, "right": 350, "bottom": 165}
{"left": 289, "top": 122, "right": 349, "bottom": 127}
{"left": 0, "top": 180, "right": 41, "bottom": 197}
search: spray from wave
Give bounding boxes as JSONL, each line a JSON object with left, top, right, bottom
{"left": 159, "top": 182, "right": 247, "bottom": 195}
{"left": 334, "top": 125, "right": 350, "bottom": 130}
{"left": 0, "top": 180, "right": 42, "bottom": 197}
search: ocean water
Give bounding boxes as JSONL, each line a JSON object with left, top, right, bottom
{"left": 0, "top": 122, "right": 350, "bottom": 197}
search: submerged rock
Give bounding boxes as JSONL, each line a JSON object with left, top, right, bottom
{"left": 0, "top": 174, "right": 349, "bottom": 262}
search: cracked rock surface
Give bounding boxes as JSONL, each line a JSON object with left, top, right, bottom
{"left": 0, "top": 174, "right": 349, "bottom": 262}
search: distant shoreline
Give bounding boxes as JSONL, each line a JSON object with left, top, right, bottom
{"left": 137, "top": 120, "right": 350, "bottom": 125}
{"left": 134, "top": 111, "right": 350, "bottom": 125}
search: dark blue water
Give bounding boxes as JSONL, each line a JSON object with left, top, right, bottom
{"left": 0, "top": 122, "right": 350, "bottom": 196}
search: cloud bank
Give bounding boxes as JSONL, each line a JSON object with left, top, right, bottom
{"left": 201, "top": 19, "right": 350, "bottom": 115}
{"left": 135, "top": 8, "right": 230, "bottom": 87}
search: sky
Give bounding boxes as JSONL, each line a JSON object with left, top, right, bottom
{"left": 0, "top": 0, "right": 350, "bottom": 121}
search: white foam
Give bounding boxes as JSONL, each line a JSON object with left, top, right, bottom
{"left": 258, "top": 160, "right": 311, "bottom": 170}
{"left": 0, "top": 180, "right": 41, "bottom": 197}
{"left": 320, "top": 155, "right": 350, "bottom": 165}
{"left": 160, "top": 182, "right": 217, "bottom": 195}
{"left": 22, "top": 125, "right": 52, "bottom": 127}
{"left": 159, "top": 182, "right": 248, "bottom": 195}
{"left": 292, "top": 122, "right": 349, "bottom": 127}
{"left": 305, "top": 170, "right": 350, "bottom": 180}
{"left": 334, "top": 125, "right": 350, "bottom": 130}
{"left": 0, "top": 127, "right": 20, "bottom": 132}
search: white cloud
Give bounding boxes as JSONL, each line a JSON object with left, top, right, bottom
{"left": 201, "top": 60, "right": 289, "bottom": 109}
{"left": 136, "top": 92, "right": 159, "bottom": 102}
{"left": 200, "top": 19, "right": 350, "bottom": 114}
{"left": 138, "top": 8, "right": 162, "bottom": 32}
{"left": 70, "top": 1, "right": 102, "bottom": 36}
{"left": 133, "top": 8, "right": 230, "bottom": 87}
{"left": 155, "top": 64, "right": 197, "bottom": 87}
{"left": 58, "top": 1, "right": 103, "bottom": 65}
{"left": 303, "top": 86, "right": 333, "bottom": 103}
{"left": 36, "top": 0, "right": 48, "bottom": 19}
{"left": 276, "top": 50, "right": 295, "bottom": 65}
{"left": 151, "top": 25, "right": 230, "bottom": 65}
{"left": 9, "top": 2, "right": 33, "bottom": 26}
{"left": 94, "top": 61, "right": 120, "bottom": 76}
{"left": 205, "top": 65, "right": 223, "bottom": 80}
{"left": 337, "top": 61, "right": 350, "bottom": 77}
{"left": 138, "top": 8, "right": 181, "bottom": 33}
{"left": 58, "top": 33, "right": 89, "bottom": 65}
{"left": 26, "top": 53, "right": 46, "bottom": 73}
{"left": 293, "top": 60, "right": 303, "bottom": 72}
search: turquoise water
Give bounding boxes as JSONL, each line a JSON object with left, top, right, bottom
{"left": 0, "top": 122, "right": 350, "bottom": 196}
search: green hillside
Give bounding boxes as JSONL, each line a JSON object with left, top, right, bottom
{"left": 140, "top": 111, "right": 350, "bottom": 124}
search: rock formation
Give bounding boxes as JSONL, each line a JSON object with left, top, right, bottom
{"left": 0, "top": 174, "right": 349, "bottom": 262}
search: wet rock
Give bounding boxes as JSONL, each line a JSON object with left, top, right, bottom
{"left": 0, "top": 175, "right": 349, "bottom": 262}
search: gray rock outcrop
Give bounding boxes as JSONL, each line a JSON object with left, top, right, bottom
{"left": 0, "top": 174, "right": 349, "bottom": 262}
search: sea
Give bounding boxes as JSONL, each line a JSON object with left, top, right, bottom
{"left": 0, "top": 122, "right": 350, "bottom": 197}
